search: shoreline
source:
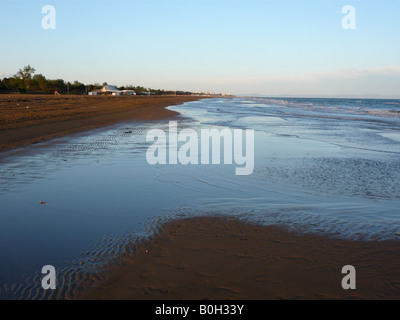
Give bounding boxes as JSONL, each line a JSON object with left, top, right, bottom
{"left": 75, "top": 216, "right": 400, "bottom": 300}
{"left": 1, "top": 94, "right": 399, "bottom": 300}
{"left": 0, "top": 94, "right": 205, "bottom": 153}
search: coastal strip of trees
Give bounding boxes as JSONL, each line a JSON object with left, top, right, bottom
{"left": 0, "top": 65, "right": 195, "bottom": 96}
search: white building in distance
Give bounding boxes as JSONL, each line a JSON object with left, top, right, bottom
{"left": 99, "top": 85, "right": 136, "bottom": 95}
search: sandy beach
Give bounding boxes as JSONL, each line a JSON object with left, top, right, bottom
{"left": 74, "top": 216, "right": 400, "bottom": 300}
{"left": 0, "top": 94, "right": 399, "bottom": 300}
{"left": 0, "top": 94, "right": 203, "bottom": 152}
{"left": 1, "top": 0, "right": 399, "bottom": 304}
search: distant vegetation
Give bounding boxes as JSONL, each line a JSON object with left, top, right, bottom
{"left": 0, "top": 65, "right": 194, "bottom": 96}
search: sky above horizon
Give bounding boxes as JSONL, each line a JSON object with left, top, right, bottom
{"left": 1, "top": 0, "right": 399, "bottom": 98}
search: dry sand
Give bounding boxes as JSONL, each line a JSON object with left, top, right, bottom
{"left": 0, "top": 94, "right": 203, "bottom": 152}
{"left": 76, "top": 216, "right": 400, "bottom": 300}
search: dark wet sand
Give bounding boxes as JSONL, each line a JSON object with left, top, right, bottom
{"left": 0, "top": 94, "right": 204, "bottom": 152}
{"left": 76, "top": 216, "right": 400, "bottom": 300}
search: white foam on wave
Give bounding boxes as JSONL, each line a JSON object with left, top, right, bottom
{"left": 234, "top": 116, "right": 287, "bottom": 126}
{"left": 377, "top": 132, "right": 400, "bottom": 142}
{"left": 242, "top": 103, "right": 270, "bottom": 108}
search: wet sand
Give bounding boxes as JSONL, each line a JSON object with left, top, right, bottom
{"left": 2, "top": 94, "right": 399, "bottom": 300}
{"left": 0, "top": 94, "right": 203, "bottom": 152}
{"left": 76, "top": 216, "right": 400, "bottom": 300}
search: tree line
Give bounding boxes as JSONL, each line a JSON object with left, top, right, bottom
{"left": 0, "top": 65, "right": 193, "bottom": 95}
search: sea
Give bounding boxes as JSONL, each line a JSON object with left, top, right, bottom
{"left": 0, "top": 96, "right": 399, "bottom": 298}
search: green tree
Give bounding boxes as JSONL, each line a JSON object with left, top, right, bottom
{"left": 71, "top": 80, "right": 85, "bottom": 93}
{"left": 33, "top": 74, "right": 51, "bottom": 92}
{"left": 15, "top": 65, "right": 36, "bottom": 90}
{"left": 49, "top": 79, "right": 66, "bottom": 93}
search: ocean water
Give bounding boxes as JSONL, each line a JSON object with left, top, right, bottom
{"left": 167, "top": 97, "right": 400, "bottom": 234}
{"left": 0, "top": 96, "right": 399, "bottom": 298}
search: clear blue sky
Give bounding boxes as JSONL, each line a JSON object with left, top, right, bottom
{"left": 1, "top": 0, "right": 399, "bottom": 97}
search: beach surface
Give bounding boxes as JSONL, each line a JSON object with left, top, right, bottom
{"left": 76, "top": 216, "right": 400, "bottom": 300}
{"left": 1, "top": 95, "right": 399, "bottom": 300}
{"left": 0, "top": 94, "right": 203, "bottom": 152}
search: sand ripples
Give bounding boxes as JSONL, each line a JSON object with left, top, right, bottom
{"left": 0, "top": 212, "right": 181, "bottom": 300}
